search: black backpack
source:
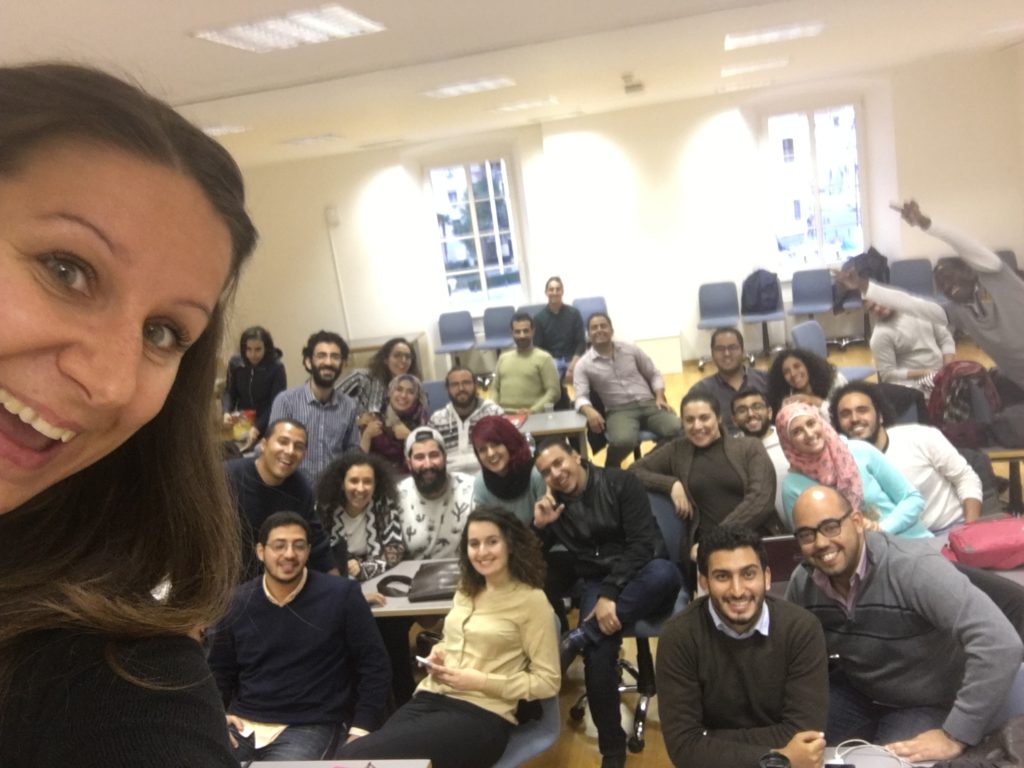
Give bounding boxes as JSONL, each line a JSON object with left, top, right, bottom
{"left": 741, "top": 269, "right": 781, "bottom": 314}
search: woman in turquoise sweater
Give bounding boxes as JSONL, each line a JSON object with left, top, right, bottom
{"left": 777, "top": 402, "right": 930, "bottom": 538}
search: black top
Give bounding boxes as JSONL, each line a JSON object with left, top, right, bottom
{"left": 533, "top": 304, "right": 586, "bottom": 361}
{"left": 1, "top": 630, "right": 237, "bottom": 767}
{"left": 221, "top": 353, "right": 287, "bottom": 437}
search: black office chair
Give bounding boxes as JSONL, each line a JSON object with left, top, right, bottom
{"left": 568, "top": 492, "right": 690, "bottom": 752}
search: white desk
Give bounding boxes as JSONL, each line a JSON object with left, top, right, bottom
{"left": 254, "top": 761, "right": 430, "bottom": 768}
{"left": 521, "top": 410, "right": 588, "bottom": 456}
{"left": 361, "top": 559, "right": 455, "bottom": 618}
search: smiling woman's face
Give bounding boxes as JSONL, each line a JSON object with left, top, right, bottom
{"left": 0, "top": 139, "right": 232, "bottom": 513}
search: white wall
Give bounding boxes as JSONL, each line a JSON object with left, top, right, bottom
{"left": 230, "top": 45, "right": 1024, "bottom": 382}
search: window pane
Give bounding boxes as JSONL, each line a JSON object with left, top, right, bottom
{"left": 446, "top": 271, "right": 482, "bottom": 297}
{"left": 475, "top": 201, "right": 494, "bottom": 234}
{"left": 494, "top": 199, "right": 509, "bottom": 229}
{"left": 442, "top": 238, "right": 477, "bottom": 271}
{"left": 469, "top": 163, "right": 490, "bottom": 199}
{"left": 481, "top": 235, "right": 498, "bottom": 267}
{"left": 490, "top": 161, "right": 506, "bottom": 198}
{"left": 499, "top": 233, "right": 515, "bottom": 267}
{"left": 814, "top": 105, "right": 863, "bottom": 259}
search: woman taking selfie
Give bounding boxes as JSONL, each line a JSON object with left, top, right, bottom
{"left": 338, "top": 506, "right": 560, "bottom": 768}
{"left": 0, "top": 63, "right": 257, "bottom": 765}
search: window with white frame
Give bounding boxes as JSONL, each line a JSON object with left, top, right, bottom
{"left": 766, "top": 104, "right": 864, "bottom": 274}
{"left": 429, "top": 159, "right": 523, "bottom": 303}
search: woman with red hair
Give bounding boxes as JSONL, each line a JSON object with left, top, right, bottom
{"left": 471, "top": 416, "right": 545, "bottom": 524}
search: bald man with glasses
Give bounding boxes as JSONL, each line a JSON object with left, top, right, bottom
{"left": 785, "top": 486, "right": 1023, "bottom": 764}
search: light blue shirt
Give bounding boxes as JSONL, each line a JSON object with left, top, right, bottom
{"left": 708, "top": 599, "right": 771, "bottom": 640}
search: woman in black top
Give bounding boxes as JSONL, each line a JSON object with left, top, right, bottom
{"left": 222, "top": 325, "right": 287, "bottom": 447}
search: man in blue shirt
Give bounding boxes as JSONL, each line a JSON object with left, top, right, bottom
{"left": 208, "top": 512, "right": 390, "bottom": 761}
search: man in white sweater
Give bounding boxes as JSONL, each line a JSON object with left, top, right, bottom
{"left": 831, "top": 381, "right": 981, "bottom": 531}
{"left": 867, "top": 300, "right": 955, "bottom": 394}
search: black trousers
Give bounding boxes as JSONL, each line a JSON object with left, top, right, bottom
{"left": 336, "top": 691, "right": 512, "bottom": 768}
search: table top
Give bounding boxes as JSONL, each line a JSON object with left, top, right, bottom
{"left": 521, "top": 410, "right": 587, "bottom": 436}
{"left": 253, "top": 761, "right": 430, "bottom": 767}
{"left": 362, "top": 559, "right": 456, "bottom": 618}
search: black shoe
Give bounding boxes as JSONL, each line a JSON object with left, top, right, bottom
{"left": 600, "top": 753, "right": 626, "bottom": 768}
{"left": 559, "top": 628, "right": 586, "bottom": 673}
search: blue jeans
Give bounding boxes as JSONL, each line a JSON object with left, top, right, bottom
{"left": 576, "top": 558, "right": 682, "bottom": 755}
{"left": 231, "top": 722, "right": 341, "bottom": 761}
{"left": 827, "top": 665, "right": 1024, "bottom": 745}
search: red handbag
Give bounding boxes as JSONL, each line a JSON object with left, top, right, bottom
{"left": 942, "top": 516, "right": 1024, "bottom": 570}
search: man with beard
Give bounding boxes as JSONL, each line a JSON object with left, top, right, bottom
{"left": 687, "top": 328, "right": 768, "bottom": 432}
{"left": 490, "top": 312, "right": 560, "bottom": 414}
{"left": 787, "top": 486, "right": 1023, "bottom": 763}
{"left": 731, "top": 388, "right": 788, "bottom": 516}
{"left": 396, "top": 427, "right": 473, "bottom": 559}
{"left": 830, "top": 381, "right": 981, "bottom": 531}
{"left": 269, "top": 330, "right": 359, "bottom": 486}
{"left": 207, "top": 512, "right": 390, "bottom": 761}
{"left": 533, "top": 438, "right": 681, "bottom": 768}
{"left": 428, "top": 366, "right": 504, "bottom": 474}
{"left": 657, "top": 525, "right": 827, "bottom": 768}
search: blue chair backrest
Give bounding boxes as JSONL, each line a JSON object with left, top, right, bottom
{"left": 517, "top": 303, "right": 546, "bottom": 319}
{"left": 438, "top": 311, "right": 475, "bottom": 344}
{"left": 790, "top": 320, "right": 828, "bottom": 359}
{"left": 890, "top": 258, "right": 936, "bottom": 297}
{"left": 791, "top": 269, "right": 832, "bottom": 303}
{"left": 573, "top": 296, "right": 608, "bottom": 326}
{"left": 648, "top": 492, "right": 690, "bottom": 610}
{"left": 483, "top": 305, "right": 515, "bottom": 339}
{"left": 421, "top": 380, "right": 450, "bottom": 415}
{"left": 697, "top": 281, "right": 739, "bottom": 320}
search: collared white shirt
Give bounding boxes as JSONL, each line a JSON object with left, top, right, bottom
{"left": 708, "top": 599, "right": 771, "bottom": 640}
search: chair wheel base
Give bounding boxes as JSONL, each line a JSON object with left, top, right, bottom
{"left": 569, "top": 703, "right": 586, "bottom": 721}
{"left": 627, "top": 736, "right": 644, "bottom": 753}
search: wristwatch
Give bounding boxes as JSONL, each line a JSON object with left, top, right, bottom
{"left": 758, "top": 752, "right": 791, "bottom": 768}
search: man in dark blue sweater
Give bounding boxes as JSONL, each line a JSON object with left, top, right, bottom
{"left": 208, "top": 512, "right": 391, "bottom": 761}
{"left": 225, "top": 418, "right": 335, "bottom": 580}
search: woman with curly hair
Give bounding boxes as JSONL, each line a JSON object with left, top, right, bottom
{"left": 316, "top": 451, "right": 405, "bottom": 582}
{"left": 766, "top": 348, "right": 848, "bottom": 418}
{"left": 338, "top": 506, "right": 560, "bottom": 768}
{"left": 221, "top": 325, "right": 287, "bottom": 448}
{"left": 775, "top": 402, "right": 929, "bottom": 538}
{"left": 340, "top": 336, "right": 421, "bottom": 421}
{"left": 471, "top": 415, "right": 545, "bottom": 524}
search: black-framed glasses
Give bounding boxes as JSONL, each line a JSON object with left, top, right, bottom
{"left": 712, "top": 344, "right": 742, "bottom": 354}
{"left": 793, "top": 509, "right": 852, "bottom": 545}
{"left": 733, "top": 402, "right": 767, "bottom": 417}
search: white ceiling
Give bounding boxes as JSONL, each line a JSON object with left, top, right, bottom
{"left": 4, "top": 0, "right": 1023, "bottom": 166}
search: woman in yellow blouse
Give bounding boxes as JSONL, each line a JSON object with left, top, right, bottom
{"left": 337, "top": 506, "right": 560, "bottom": 767}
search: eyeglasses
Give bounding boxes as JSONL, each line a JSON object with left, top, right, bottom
{"left": 267, "top": 541, "right": 310, "bottom": 554}
{"left": 390, "top": 351, "right": 412, "bottom": 360}
{"left": 712, "top": 344, "right": 742, "bottom": 354}
{"left": 733, "top": 402, "right": 767, "bottom": 417}
{"left": 793, "top": 510, "right": 852, "bottom": 546}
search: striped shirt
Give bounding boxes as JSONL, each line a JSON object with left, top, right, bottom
{"left": 268, "top": 381, "right": 360, "bottom": 486}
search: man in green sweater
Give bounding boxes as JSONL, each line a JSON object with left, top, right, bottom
{"left": 656, "top": 525, "right": 828, "bottom": 768}
{"left": 490, "top": 312, "right": 560, "bottom": 413}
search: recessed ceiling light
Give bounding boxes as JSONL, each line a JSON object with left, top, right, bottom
{"left": 282, "top": 133, "right": 344, "bottom": 146}
{"left": 194, "top": 4, "right": 384, "bottom": 53}
{"left": 202, "top": 125, "right": 247, "bottom": 137}
{"left": 724, "top": 22, "right": 824, "bottom": 51}
{"left": 721, "top": 58, "right": 790, "bottom": 78}
{"left": 494, "top": 96, "right": 559, "bottom": 113}
{"left": 423, "top": 77, "right": 515, "bottom": 99}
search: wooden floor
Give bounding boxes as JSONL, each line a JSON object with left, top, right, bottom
{"left": 520, "top": 337, "right": 996, "bottom": 768}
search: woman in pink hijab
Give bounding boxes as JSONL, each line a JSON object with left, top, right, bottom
{"left": 776, "top": 402, "right": 930, "bottom": 538}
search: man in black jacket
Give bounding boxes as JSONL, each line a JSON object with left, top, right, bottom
{"left": 533, "top": 439, "right": 682, "bottom": 768}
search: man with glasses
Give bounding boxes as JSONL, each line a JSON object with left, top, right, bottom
{"left": 428, "top": 366, "right": 504, "bottom": 474}
{"left": 786, "top": 485, "right": 1023, "bottom": 764}
{"left": 269, "top": 330, "right": 360, "bottom": 485}
{"left": 208, "top": 511, "right": 390, "bottom": 761}
{"left": 688, "top": 328, "right": 767, "bottom": 432}
{"left": 731, "top": 388, "right": 788, "bottom": 515}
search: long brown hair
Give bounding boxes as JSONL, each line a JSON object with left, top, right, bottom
{"left": 458, "top": 506, "right": 547, "bottom": 597}
{"left": 0, "top": 64, "right": 257, "bottom": 682}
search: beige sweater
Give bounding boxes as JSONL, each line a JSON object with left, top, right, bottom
{"left": 418, "top": 581, "right": 560, "bottom": 722}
